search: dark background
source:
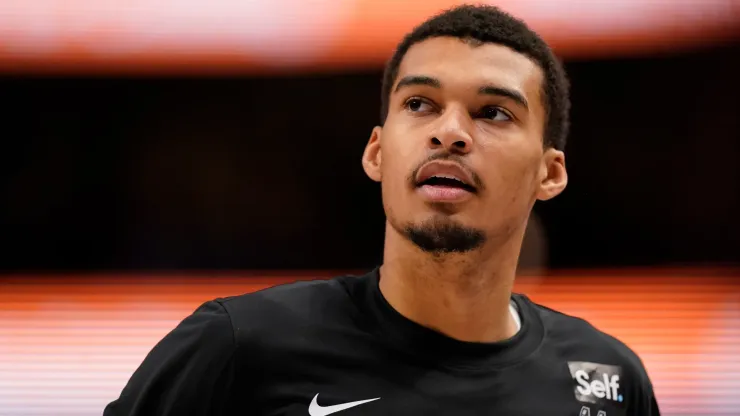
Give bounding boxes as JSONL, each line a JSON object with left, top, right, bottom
{"left": 2, "top": 43, "right": 739, "bottom": 271}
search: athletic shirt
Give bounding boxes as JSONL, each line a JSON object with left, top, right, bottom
{"left": 104, "top": 268, "right": 660, "bottom": 416}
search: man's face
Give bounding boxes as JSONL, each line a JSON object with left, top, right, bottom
{"left": 362, "top": 37, "right": 566, "bottom": 253}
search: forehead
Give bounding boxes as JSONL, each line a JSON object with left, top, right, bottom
{"left": 395, "top": 36, "right": 543, "bottom": 103}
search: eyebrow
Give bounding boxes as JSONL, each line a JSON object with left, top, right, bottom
{"left": 394, "top": 75, "right": 441, "bottom": 92}
{"left": 479, "top": 85, "right": 529, "bottom": 110}
{"left": 394, "top": 74, "right": 529, "bottom": 110}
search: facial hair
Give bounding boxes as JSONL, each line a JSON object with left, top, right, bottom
{"left": 402, "top": 215, "right": 485, "bottom": 254}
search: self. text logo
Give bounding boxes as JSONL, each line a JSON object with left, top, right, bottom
{"left": 568, "top": 362, "right": 624, "bottom": 406}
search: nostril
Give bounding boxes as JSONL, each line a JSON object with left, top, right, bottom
{"left": 453, "top": 140, "right": 466, "bottom": 148}
{"left": 431, "top": 137, "right": 442, "bottom": 145}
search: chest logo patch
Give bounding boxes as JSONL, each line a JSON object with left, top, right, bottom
{"left": 568, "top": 361, "right": 624, "bottom": 407}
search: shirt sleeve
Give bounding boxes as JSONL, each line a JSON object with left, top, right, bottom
{"left": 632, "top": 358, "right": 661, "bottom": 416}
{"left": 103, "top": 300, "right": 237, "bottom": 416}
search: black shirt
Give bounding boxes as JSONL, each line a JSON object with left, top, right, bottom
{"left": 104, "top": 269, "right": 660, "bottom": 415}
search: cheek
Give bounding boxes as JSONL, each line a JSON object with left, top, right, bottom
{"left": 385, "top": 132, "right": 418, "bottom": 163}
{"left": 379, "top": 143, "right": 408, "bottom": 203}
{"left": 482, "top": 144, "right": 542, "bottom": 204}
{"left": 380, "top": 147, "right": 404, "bottom": 186}
{"left": 380, "top": 128, "right": 419, "bottom": 186}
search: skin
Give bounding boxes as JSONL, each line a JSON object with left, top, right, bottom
{"left": 361, "top": 37, "right": 567, "bottom": 343}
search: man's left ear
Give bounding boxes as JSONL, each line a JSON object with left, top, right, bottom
{"left": 536, "top": 148, "right": 567, "bottom": 201}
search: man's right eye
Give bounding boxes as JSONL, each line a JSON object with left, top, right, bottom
{"left": 405, "top": 98, "right": 433, "bottom": 113}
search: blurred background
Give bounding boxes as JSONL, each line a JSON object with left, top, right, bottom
{"left": 1, "top": 0, "right": 739, "bottom": 415}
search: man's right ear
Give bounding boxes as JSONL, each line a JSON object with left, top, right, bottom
{"left": 361, "top": 126, "right": 382, "bottom": 182}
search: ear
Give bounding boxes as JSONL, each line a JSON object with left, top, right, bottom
{"left": 536, "top": 148, "right": 567, "bottom": 201}
{"left": 362, "top": 126, "right": 383, "bottom": 182}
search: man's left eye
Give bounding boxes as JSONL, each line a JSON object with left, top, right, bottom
{"left": 479, "top": 106, "right": 511, "bottom": 121}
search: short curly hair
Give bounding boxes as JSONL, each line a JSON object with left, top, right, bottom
{"left": 380, "top": 4, "right": 570, "bottom": 151}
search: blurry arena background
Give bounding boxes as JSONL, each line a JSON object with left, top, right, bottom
{"left": 1, "top": 1, "right": 739, "bottom": 415}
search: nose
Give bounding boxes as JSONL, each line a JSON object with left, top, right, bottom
{"left": 428, "top": 107, "right": 473, "bottom": 154}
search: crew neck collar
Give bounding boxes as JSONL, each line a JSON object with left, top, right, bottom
{"left": 346, "top": 268, "right": 544, "bottom": 372}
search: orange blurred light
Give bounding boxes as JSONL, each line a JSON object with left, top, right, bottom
{"left": 0, "top": 0, "right": 737, "bottom": 74}
{"left": 1, "top": 268, "right": 739, "bottom": 414}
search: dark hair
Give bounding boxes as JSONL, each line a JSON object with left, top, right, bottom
{"left": 380, "top": 4, "right": 570, "bottom": 151}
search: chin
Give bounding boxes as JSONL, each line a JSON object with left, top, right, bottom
{"left": 424, "top": 201, "right": 466, "bottom": 216}
{"left": 421, "top": 209, "right": 477, "bottom": 226}
{"left": 403, "top": 214, "right": 487, "bottom": 254}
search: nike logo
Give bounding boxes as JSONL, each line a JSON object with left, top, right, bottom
{"left": 308, "top": 393, "right": 380, "bottom": 416}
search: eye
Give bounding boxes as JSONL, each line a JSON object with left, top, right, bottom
{"left": 404, "top": 98, "right": 434, "bottom": 113}
{"left": 478, "top": 106, "right": 512, "bottom": 122}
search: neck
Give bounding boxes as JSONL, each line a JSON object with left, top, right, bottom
{"left": 379, "top": 221, "right": 526, "bottom": 343}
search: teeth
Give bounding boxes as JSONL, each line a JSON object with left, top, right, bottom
{"left": 432, "top": 174, "right": 463, "bottom": 182}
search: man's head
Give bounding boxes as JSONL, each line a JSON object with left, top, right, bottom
{"left": 362, "top": 5, "right": 570, "bottom": 255}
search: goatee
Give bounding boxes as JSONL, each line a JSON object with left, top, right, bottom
{"left": 403, "top": 216, "right": 485, "bottom": 254}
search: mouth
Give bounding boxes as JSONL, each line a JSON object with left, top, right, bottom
{"left": 414, "top": 162, "right": 478, "bottom": 203}
{"left": 417, "top": 175, "right": 477, "bottom": 193}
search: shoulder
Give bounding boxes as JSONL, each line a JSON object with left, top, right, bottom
{"left": 215, "top": 276, "right": 353, "bottom": 326}
{"left": 103, "top": 299, "right": 240, "bottom": 414}
{"left": 519, "top": 296, "right": 659, "bottom": 413}
{"left": 517, "top": 294, "right": 653, "bottom": 387}
{"left": 212, "top": 275, "right": 362, "bottom": 347}
{"left": 167, "top": 299, "right": 236, "bottom": 353}
{"left": 522, "top": 296, "right": 642, "bottom": 362}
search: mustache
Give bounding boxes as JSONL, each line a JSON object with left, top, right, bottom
{"left": 407, "top": 152, "right": 484, "bottom": 191}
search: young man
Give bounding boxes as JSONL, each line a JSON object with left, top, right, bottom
{"left": 105, "top": 5, "right": 659, "bottom": 415}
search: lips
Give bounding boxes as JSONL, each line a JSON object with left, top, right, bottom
{"left": 415, "top": 161, "right": 477, "bottom": 193}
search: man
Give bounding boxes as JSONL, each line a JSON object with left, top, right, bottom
{"left": 105, "top": 5, "right": 659, "bottom": 415}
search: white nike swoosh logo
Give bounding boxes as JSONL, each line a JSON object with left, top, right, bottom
{"left": 308, "top": 393, "right": 380, "bottom": 416}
